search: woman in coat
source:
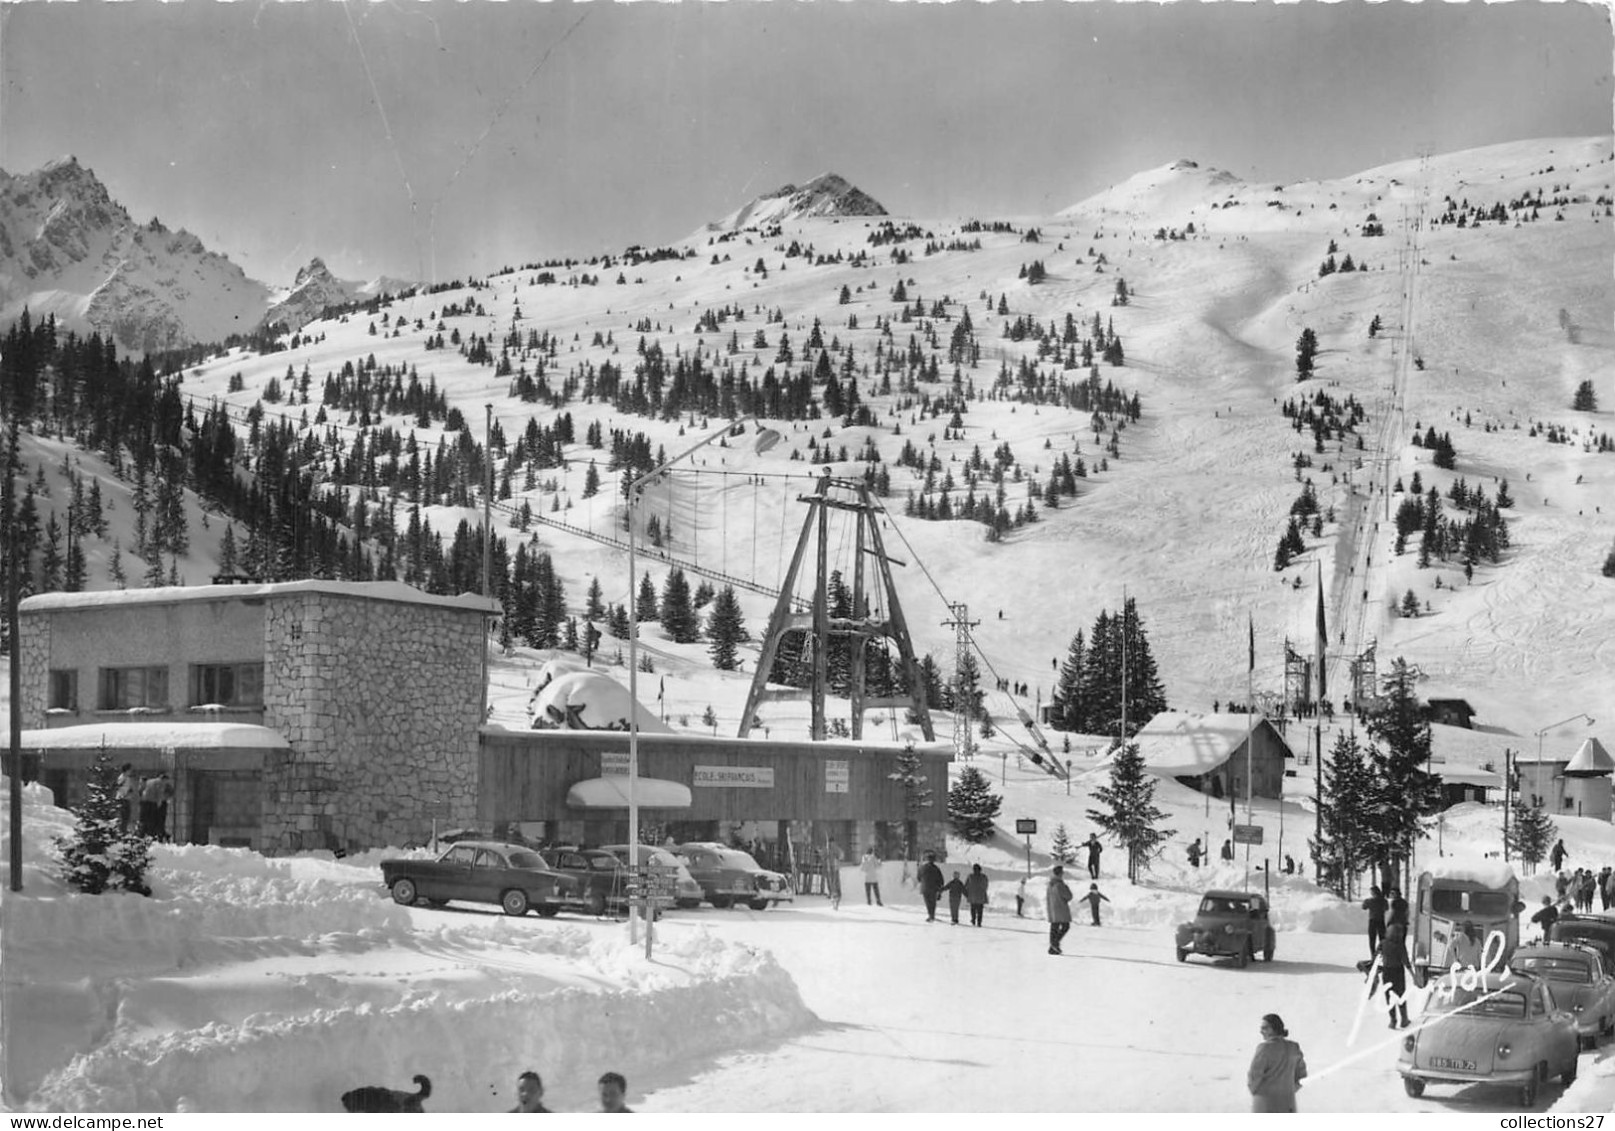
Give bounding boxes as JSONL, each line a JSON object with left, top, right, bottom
{"left": 1374, "top": 922, "right": 1412, "bottom": 1028}
{"left": 1247, "top": 1013, "right": 1307, "bottom": 1112}
{"left": 942, "top": 871, "right": 967, "bottom": 924}
{"left": 963, "top": 864, "right": 990, "bottom": 927}
{"left": 1045, "top": 866, "right": 1073, "bottom": 955}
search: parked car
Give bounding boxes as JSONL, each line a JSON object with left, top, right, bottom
{"left": 601, "top": 844, "right": 706, "bottom": 910}
{"left": 380, "top": 840, "right": 576, "bottom": 917}
{"left": 1549, "top": 913, "right": 1615, "bottom": 970}
{"left": 1397, "top": 971, "right": 1579, "bottom": 1106}
{"left": 673, "top": 843, "right": 794, "bottom": 910}
{"left": 1174, "top": 889, "right": 1276, "bottom": 967}
{"left": 538, "top": 847, "right": 630, "bottom": 916}
{"left": 1510, "top": 942, "right": 1615, "bottom": 1048}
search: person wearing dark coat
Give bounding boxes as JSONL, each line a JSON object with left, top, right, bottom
{"left": 1550, "top": 839, "right": 1568, "bottom": 872}
{"left": 1046, "top": 865, "right": 1074, "bottom": 955}
{"left": 1247, "top": 1013, "right": 1308, "bottom": 1112}
{"left": 1083, "top": 834, "right": 1104, "bottom": 879}
{"left": 1530, "top": 895, "right": 1560, "bottom": 940}
{"left": 1081, "top": 883, "right": 1110, "bottom": 926}
{"left": 1388, "top": 890, "right": 1409, "bottom": 928}
{"left": 918, "top": 853, "right": 945, "bottom": 922}
{"left": 1186, "top": 839, "right": 1203, "bottom": 868}
{"left": 1373, "top": 922, "right": 1412, "bottom": 1028}
{"left": 963, "top": 864, "right": 990, "bottom": 927}
{"left": 943, "top": 871, "right": 967, "bottom": 924}
{"left": 1362, "top": 886, "right": 1388, "bottom": 960}
{"left": 1221, "top": 838, "right": 1235, "bottom": 862}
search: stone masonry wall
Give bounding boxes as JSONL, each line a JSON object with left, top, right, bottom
{"left": 261, "top": 592, "right": 484, "bottom": 853}
{"left": 16, "top": 616, "right": 49, "bottom": 729}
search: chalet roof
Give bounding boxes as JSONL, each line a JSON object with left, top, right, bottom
{"left": 20, "top": 580, "right": 501, "bottom": 616}
{"left": 1131, "top": 710, "right": 1292, "bottom": 777}
{"left": 20, "top": 722, "right": 291, "bottom": 751}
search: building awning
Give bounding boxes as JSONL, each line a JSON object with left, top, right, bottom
{"left": 565, "top": 776, "right": 692, "bottom": 809}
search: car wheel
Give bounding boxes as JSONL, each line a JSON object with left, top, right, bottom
{"left": 710, "top": 896, "right": 732, "bottom": 909}
{"left": 748, "top": 898, "right": 770, "bottom": 911}
{"left": 501, "top": 889, "right": 529, "bottom": 917}
{"left": 1562, "top": 1054, "right": 1578, "bottom": 1086}
{"left": 390, "top": 878, "right": 418, "bottom": 906}
{"left": 584, "top": 890, "right": 607, "bottom": 916}
{"left": 1236, "top": 942, "right": 1252, "bottom": 969}
{"left": 1176, "top": 948, "right": 1188, "bottom": 963}
{"left": 1402, "top": 1077, "right": 1425, "bottom": 1099}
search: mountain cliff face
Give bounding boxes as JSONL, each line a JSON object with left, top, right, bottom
{"left": 704, "top": 172, "right": 888, "bottom": 233}
{"left": 264, "top": 258, "right": 355, "bottom": 332}
{"left": 0, "top": 157, "right": 272, "bottom": 352}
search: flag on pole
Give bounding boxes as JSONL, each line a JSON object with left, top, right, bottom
{"left": 1248, "top": 615, "right": 1256, "bottom": 673}
{"left": 1315, "top": 564, "right": 1328, "bottom": 701}
{"left": 658, "top": 677, "right": 665, "bottom": 702}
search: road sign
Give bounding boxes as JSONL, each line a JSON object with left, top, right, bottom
{"left": 1016, "top": 818, "right": 1037, "bottom": 835}
{"left": 1232, "top": 824, "right": 1264, "bottom": 845}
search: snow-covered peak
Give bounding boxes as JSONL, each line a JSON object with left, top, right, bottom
{"left": 1059, "top": 159, "right": 1245, "bottom": 221}
{"left": 704, "top": 172, "right": 888, "bottom": 233}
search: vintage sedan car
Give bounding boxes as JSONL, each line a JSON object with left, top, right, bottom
{"left": 1550, "top": 914, "right": 1615, "bottom": 971}
{"left": 1398, "top": 971, "right": 1579, "bottom": 1106}
{"left": 673, "top": 842, "right": 794, "bottom": 910}
{"left": 1175, "top": 889, "right": 1276, "bottom": 967}
{"left": 538, "top": 847, "right": 630, "bottom": 916}
{"left": 1511, "top": 942, "right": 1615, "bottom": 1048}
{"left": 380, "top": 840, "right": 576, "bottom": 917}
{"left": 600, "top": 844, "right": 706, "bottom": 910}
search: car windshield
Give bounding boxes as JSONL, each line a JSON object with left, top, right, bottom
{"left": 1200, "top": 897, "right": 1249, "bottom": 915}
{"left": 1436, "top": 988, "right": 1528, "bottom": 1019}
{"left": 587, "top": 856, "right": 619, "bottom": 871}
{"left": 1430, "top": 888, "right": 1513, "bottom": 917}
{"left": 506, "top": 850, "right": 547, "bottom": 871}
{"left": 1515, "top": 956, "right": 1593, "bottom": 984}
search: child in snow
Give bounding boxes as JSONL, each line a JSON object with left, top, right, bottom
{"left": 1082, "top": 883, "right": 1111, "bottom": 926}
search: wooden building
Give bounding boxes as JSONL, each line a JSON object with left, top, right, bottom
{"left": 479, "top": 727, "right": 953, "bottom": 865}
{"left": 1132, "top": 710, "right": 1294, "bottom": 802}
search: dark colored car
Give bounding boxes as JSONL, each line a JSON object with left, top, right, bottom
{"left": 1512, "top": 942, "right": 1615, "bottom": 1048}
{"left": 1550, "top": 913, "right": 1615, "bottom": 971}
{"left": 380, "top": 840, "right": 575, "bottom": 917}
{"left": 539, "top": 847, "right": 630, "bottom": 916}
{"left": 673, "top": 842, "right": 794, "bottom": 910}
{"left": 1174, "top": 889, "right": 1276, "bottom": 967}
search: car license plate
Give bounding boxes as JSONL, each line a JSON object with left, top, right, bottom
{"left": 1429, "top": 1057, "right": 1477, "bottom": 1071}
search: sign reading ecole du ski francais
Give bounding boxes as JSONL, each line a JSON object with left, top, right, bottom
{"left": 693, "top": 766, "right": 775, "bottom": 788}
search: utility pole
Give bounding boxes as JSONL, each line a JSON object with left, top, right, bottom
{"left": 942, "top": 603, "right": 979, "bottom": 763}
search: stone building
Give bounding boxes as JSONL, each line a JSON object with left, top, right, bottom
{"left": 17, "top": 581, "right": 499, "bottom": 853}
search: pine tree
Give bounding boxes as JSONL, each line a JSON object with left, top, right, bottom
{"left": 635, "top": 573, "right": 659, "bottom": 622}
{"left": 585, "top": 575, "right": 606, "bottom": 620}
{"left": 947, "top": 765, "right": 1003, "bottom": 843}
{"left": 885, "top": 741, "right": 934, "bottom": 860}
{"left": 1572, "top": 379, "right": 1598, "bottom": 412}
{"left": 1362, "top": 658, "right": 1441, "bottom": 890}
{"left": 1506, "top": 801, "right": 1557, "bottom": 874}
{"left": 1309, "top": 730, "right": 1374, "bottom": 898}
{"left": 1051, "top": 630, "right": 1086, "bottom": 732}
{"left": 1295, "top": 328, "right": 1318, "bottom": 380}
{"left": 218, "top": 524, "right": 239, "bottom": 576}
{"left": 1049, "top": 822, "right": 1077, "bottom": 865}
{"left": 1087, "top": 741, "right": 1175, "bottom": 882}
{"left": 55, "top": 749, "right": 152, "bottom": 895}
{"left": 705, "top": 585, "right": 748, "bottom": 671}
{"left": 660, "top": 566, "right": 699, "bottom": 643}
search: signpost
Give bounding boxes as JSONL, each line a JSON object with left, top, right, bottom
{"left": 1232, "top": 823, "right": 1264, "bottom": 846}
{"left": 624, "top": 863, "right": 679, "bottom": 959}
{"left": 1016, "top": 818, "right": 1037, "bottom": 877}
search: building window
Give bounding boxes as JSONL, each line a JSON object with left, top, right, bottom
{"left": 99, "top": 666, "right": 169, "bottom": 711}
{"left": 190, "top": 663, "right": 265, "bottom": 709}
{"left": 48, "top": 670, "right": 78, "bottom": 711}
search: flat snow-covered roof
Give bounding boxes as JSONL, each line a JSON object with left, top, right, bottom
{"left": 21, "top": 580, "right": 501, "bottom": 616}
{"left": 20, "top": 722, "right": 291, "bottom": 750}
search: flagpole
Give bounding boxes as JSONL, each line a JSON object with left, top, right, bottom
{"left": 1244, "top": 615, "right": 1254, "bottom": 891}
{"left": 1315, "top": 563, "right": 1327, "bottom": 877}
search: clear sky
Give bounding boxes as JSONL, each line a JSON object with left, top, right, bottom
{"left": 3, "top": 0, "right": 1609, "bottom": 287}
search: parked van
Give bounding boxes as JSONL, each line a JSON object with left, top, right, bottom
{"left": 1410, "top": 863, "right": 1527, "bottom": 986}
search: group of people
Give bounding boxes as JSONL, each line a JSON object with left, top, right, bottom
{"left": 506, "top": 1070, "right": 631, "bottom": 1113}
{"left": 915, "top": 854, "right": 994, "bottom": 925}
{"left": 1547, "top": 841, "right": 1615, "bottom": 913}
{"left": 115, "top": 764, "right": 173, "bottom": 841}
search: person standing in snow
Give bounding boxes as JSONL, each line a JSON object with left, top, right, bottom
{"left": 115, "top": 764, "right": 140, "bottom": 833}
{"left": 1081, "top": 882, "right": 1111, "bottom": 926}
{"left": 859, "top": 848, "right": 884, "bottom": 906}
{"left": 1550, "top": 838, "right": 1568, "bottom": 872}
{"left": 1016, "top": 876, "right": 1028, "bottom": 917}
{"left": 943, "top": 870, "right": 967, "bottom": 924}
{"left": 139, "top": 773, "right": 166, "bottom": 838}
{"left": 1372, "top": 922, "right": 1412, "bottom": 1029}
{"left": 1221, "top": 838, "right": 1235, "bottom": 863}
{"left": 1602, "top": 866, "right": 1614, "bottom": 912}
{"left": 1187, "top": 838, "right": 1203, "bottom": 869}
{"left": 964, "top": 864, "right": 990, "bottom": 927}
{"left": 1046, "top": 865, "right": 1074, "bottom": 955}
{"left": 1530, "top": 895, "right": 1559, "bottom": 941}
{"left": 1247, "top": 1013, "right": 1308, "bottom": 1112}
{"left": 1084, "top": 834, "right": 1103, "bottom": 879}
{"left": 918, "top": 852, "right": 945, "bottom": 922}
{"left": 1362, "top": 886, "right": 1388, "bottom": 960}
